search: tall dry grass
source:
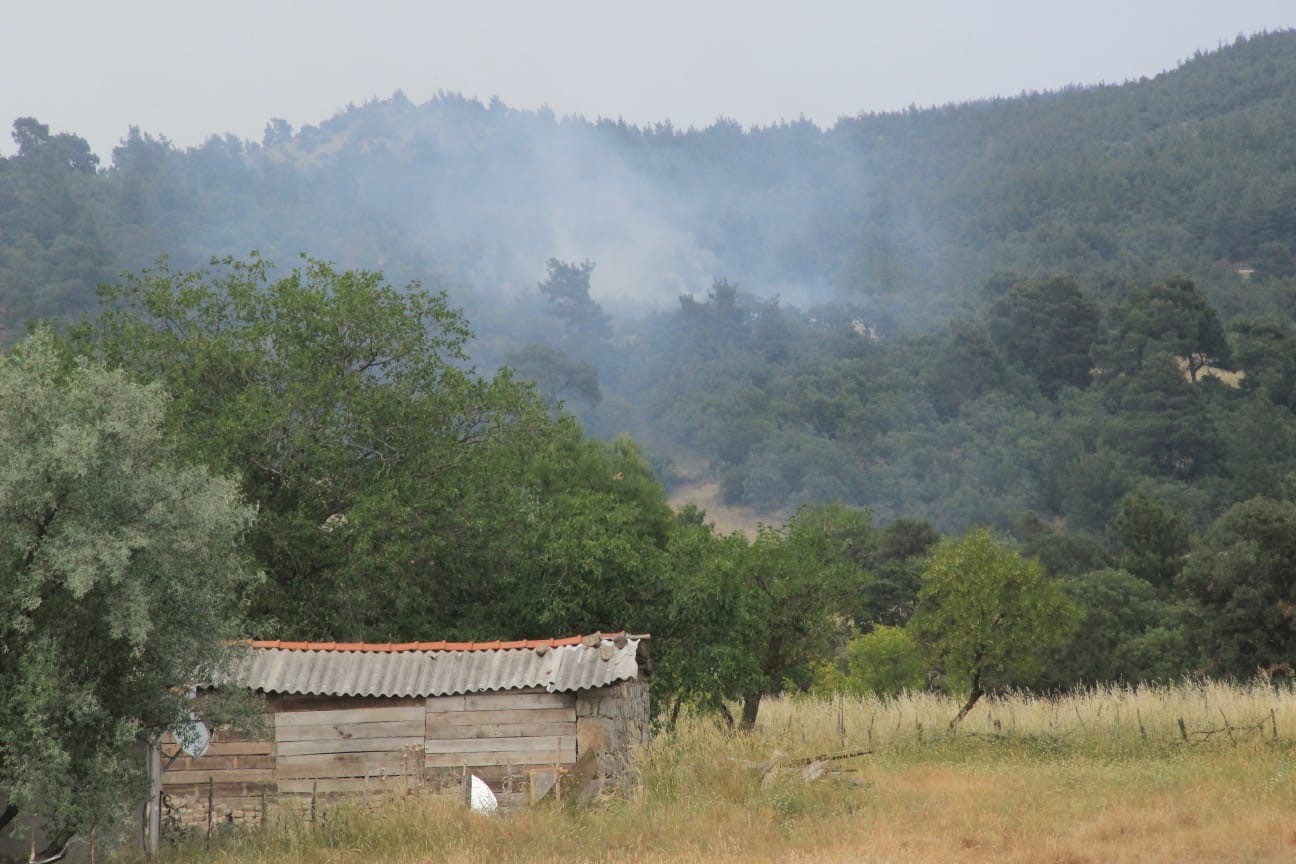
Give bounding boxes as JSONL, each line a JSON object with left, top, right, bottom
{"left": 758, "top": 678, "right": 1296, "bottom": 753}
{"left": 148, "top": 681, "right": 1296, "bottom": 864}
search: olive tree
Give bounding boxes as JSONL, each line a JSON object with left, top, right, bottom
{"left": 910, "top": 529, "right": 1078, "bottom": 729}
{"left": 0, "top": 330, "right": 257, "bottom": 852}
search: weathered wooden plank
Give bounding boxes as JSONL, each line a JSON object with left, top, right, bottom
{"left": 425, "top": 692, "right": 576, "bottom": 713}
{"left": 425, "top": 735, "right": 576, "bottom": 755}
{"left": 278, "top": 776, "right": 414, "bottom": 795}
{"left": 159, "top": 718, "right": 274, "bottom": 745}
{"left": 424, "top": 695, "right": 467, "bottom": 712}
{"left": 270, "top": 695, "right": 424, "bottom": 713}
{"left": 276, "top": 706, "right": 424, "bottom": 727}
{"left": 423, "top": 721, "right": 576, "bottom": 740}
{"left": 161, "top": 740, "right": 273, "bottom": 758}
{"left": 209, "top": 722, "right": 275, "bottom": 744}
{"left": 426, "top": 707, "right": 575, "bottom": 729}
{"left": 424, "top": 763, "right": 558, "bottom": 785}
{"left": 464, "top": 692, "right": 574, "bottom": 711}
{"left": 277, "top": 736, "right": 423, "bottom": 757}
{"left": 160, "top": 781, "right": 276, "bottom": 797}
{"left": 277, "top": 751, "right": 418, "bottom": 780}
{"left": 425, "top": 745, "right": 575, "bottom": 769}
{"left": 275, "top": 719, "right": 425, "bottom": 742}
{"left": 164, "top": 768, "right": 275, "bottom": 784}
{"left": 167, "top": 753, "right": 274, "bottom": 772}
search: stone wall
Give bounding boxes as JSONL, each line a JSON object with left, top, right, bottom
{"left": 574, "top": 677, "right": 650, "bottom": 791}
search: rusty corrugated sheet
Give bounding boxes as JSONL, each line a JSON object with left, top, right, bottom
{"left": 221, "top": 637, "right": 642, "bottom": 698}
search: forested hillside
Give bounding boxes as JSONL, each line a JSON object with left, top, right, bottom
{"left": 10, "top": 32, "right": 1296, "bottom": 840}
{"left": 8, "top": 31, "right": 1295, "bottom": 535}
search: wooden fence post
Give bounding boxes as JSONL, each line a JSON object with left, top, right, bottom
{"left": 205, "top": 777, "right": 213, "bottom": 848}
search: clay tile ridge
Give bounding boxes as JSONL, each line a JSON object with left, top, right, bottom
{"left": 240, "top": 632, "right": 634, "bottom": 653}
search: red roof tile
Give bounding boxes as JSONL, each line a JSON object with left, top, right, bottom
{"left": 242, "top": 633, "right": 625, "bottom": 653}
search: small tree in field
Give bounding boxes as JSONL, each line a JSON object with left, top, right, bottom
{"left": 910, "top": 529, "right": 1077, "bottom": 729}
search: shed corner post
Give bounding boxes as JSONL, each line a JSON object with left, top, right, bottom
{"left": 146, "top": 740, "right": 161, "bottom": 857}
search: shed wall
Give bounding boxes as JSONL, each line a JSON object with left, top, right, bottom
{"left": 158, "top": 688, "right": 591, "bottom": 831}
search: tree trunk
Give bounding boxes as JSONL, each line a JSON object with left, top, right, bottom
{"left": 0, "top": 803, "right": 17, "bottom": 834}
{"left": 949, "top": 671, "right": 984, "bottom": 731}
{"left": 740, "top": 692, "right": 762, "bottom": 731}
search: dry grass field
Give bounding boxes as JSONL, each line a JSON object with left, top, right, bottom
{"left": 153, "top": 682, "right": 1296, "bottom": 864}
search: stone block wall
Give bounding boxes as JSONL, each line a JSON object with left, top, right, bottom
{"left": 575, "top": 677, "right": 650, "bottom": 790}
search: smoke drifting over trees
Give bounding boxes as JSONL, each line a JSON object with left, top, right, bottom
{"left": 6, "top": 31, "right": 1296, "bottom": 533}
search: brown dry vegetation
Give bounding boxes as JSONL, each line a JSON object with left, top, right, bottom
{"left": 152, "top": 683, "right": 1296, "bottom": 864}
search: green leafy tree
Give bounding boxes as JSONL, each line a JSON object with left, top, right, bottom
{"left": 855, "top": 517, "right": 939, "bottom": 626}
{"left": 0, "top": 330, "right": 257, "bottom": 852}
{"left": 1101, "top": 351, "right": 1224, "bottom": 479}
{"left": 1101, "top": 278, "right": 1232, "bottom": 381}
{"left": 1179, "top": 497, "right": 1296, "bottom": 678}
{"left": 1016, "top": 512, "right": 1113, "bottom": 578}
{"left": 1046, "top": 569, "right": 1192, "bottom": 687}
{"left": 733, "top": 504, "right": 873, "bottom": 728}
{"left": 72, "top": 254, "right": 555, "bottom": 640}
{"left": 653, "top": 520, "right": 756, "bottom": 725}
{"left": 987, "top": 274, "right": 1100, "bottom": 396}
{"left": 811, "top": 625, "right": 928, "bottom": 696}
{"left": 538, "top": 258, "right": 611, "bottom": 345}
{"left": 1230, "top": 317, "right": 1296, "bottom": 409}
{"left": 910, "top": 529, "right": 1078, "bottom": 728}
{"left": 657, "top": 504, "right": 873, "bottom": 729}
{"left": 1109, "top": 490, "right": 1192, "bottom": 589}
{"left": 504, "top": 343, "right": 602, "bottom": 407}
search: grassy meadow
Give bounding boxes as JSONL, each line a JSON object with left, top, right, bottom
{"left": 154, "top": 682, "right": 1296, "bottom": 864}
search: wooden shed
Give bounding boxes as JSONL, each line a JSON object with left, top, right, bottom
{"left": 151, "top": 632, "right": 648, "bottom": 841}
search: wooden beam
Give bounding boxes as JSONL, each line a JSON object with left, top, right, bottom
{"left": 161, "top": 740, "right": 273, "bottom": 758}
{"left": 425, "top": 746, "right": 575, "bottom": 769}
{"left": 276, "top": 736, "right": 423, "bottom": 757}
{"left": 423, "top": 721, "right": 576, "bottom": 740}
{"left": 275, "top": 719, "right": 424, "bottom": 742}
{"left": 424, "top": 735, "right": 577, "bottom": 755}
{"left": 163, "top": 768, "right": 275, "bottom": 785}
{"left": 426, "top": 707, "right": 575, "bottom": 729}
{"left": 275, "top": 706, "right": 424, "bottom": 727}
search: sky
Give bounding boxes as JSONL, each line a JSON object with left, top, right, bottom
{"left": 3, "top": 0, "right": 1294, "bottom": 159}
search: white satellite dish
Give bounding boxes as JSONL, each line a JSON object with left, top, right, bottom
{"left": 175, "top": 714, "right": 211, "bottom": 758}
{"left": 469, "top": 774, "right": 498, "bottom": 814}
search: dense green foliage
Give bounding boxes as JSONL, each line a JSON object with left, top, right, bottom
{"left": 71, "top": 256, "right": 671, "bottom": 642}
{"left": 10, "top": 29, "right": 1296, "bottom": 847}
{"left": 910, "top": 529, "right": 1078, "bottom": 726}
{"left": 0, "top": 331, "right": 257, "bottom": 846}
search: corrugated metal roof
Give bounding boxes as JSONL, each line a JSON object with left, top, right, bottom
{"left": 218, "top": 633, "right": 645, "bottom": 698}
{"left": 246, "top": 635, "right": 599, "bottom": 652}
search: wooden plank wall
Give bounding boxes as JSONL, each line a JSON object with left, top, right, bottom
{"left": 159, "top": 716, "right": 275, "bottom": 828}
{"left": 159, "top": 690, "right": 583, "bottom": 821}
{"left": 275, "top": 698, "right": 425, "bottom": 795}
{"left": 425, "top": 690, "right": 578, "bottom": 790}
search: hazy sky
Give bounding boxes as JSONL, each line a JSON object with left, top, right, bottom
{"left": 3, "top": 0, "right": 1293, "bottom": 159}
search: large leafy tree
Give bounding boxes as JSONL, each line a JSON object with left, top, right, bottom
{"left": 0, "top": 118, "right": 111, "bottom": 336}
{"left": 1109, "top": 490, "right": 1192, "bottom": 589}
{"left": 537, "top": 258, "right": 611, "bottom": 347}
{"left": 657, "top": 504, "right": 873, "bottom": 729}
{"left": 1101, "top": 277, "right": 1232, "bottom": 381}
{"left": 0, "top": 330, "right": 257, "bottom": 850}
{"left": 1046, "top": 568, "right": 1191, "bottom": 688}
{"left": 987, "top": 274, "right": 1101, "bottom": 397}
{"left": 910, "top": 529, "right": 1077, "bottom": 728}
{"left": 73, "top": 254, "right": 558, "bottom": 639}
{"left": 1179, "top": 497, "right": 1296, "bottom": 678}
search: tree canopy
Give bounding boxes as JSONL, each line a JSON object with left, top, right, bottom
{"left": 910, "top": 529, "right": 1078, "bottom": 727}
{"left": 0, "top": 330, "right": 257, "bottom": 848}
